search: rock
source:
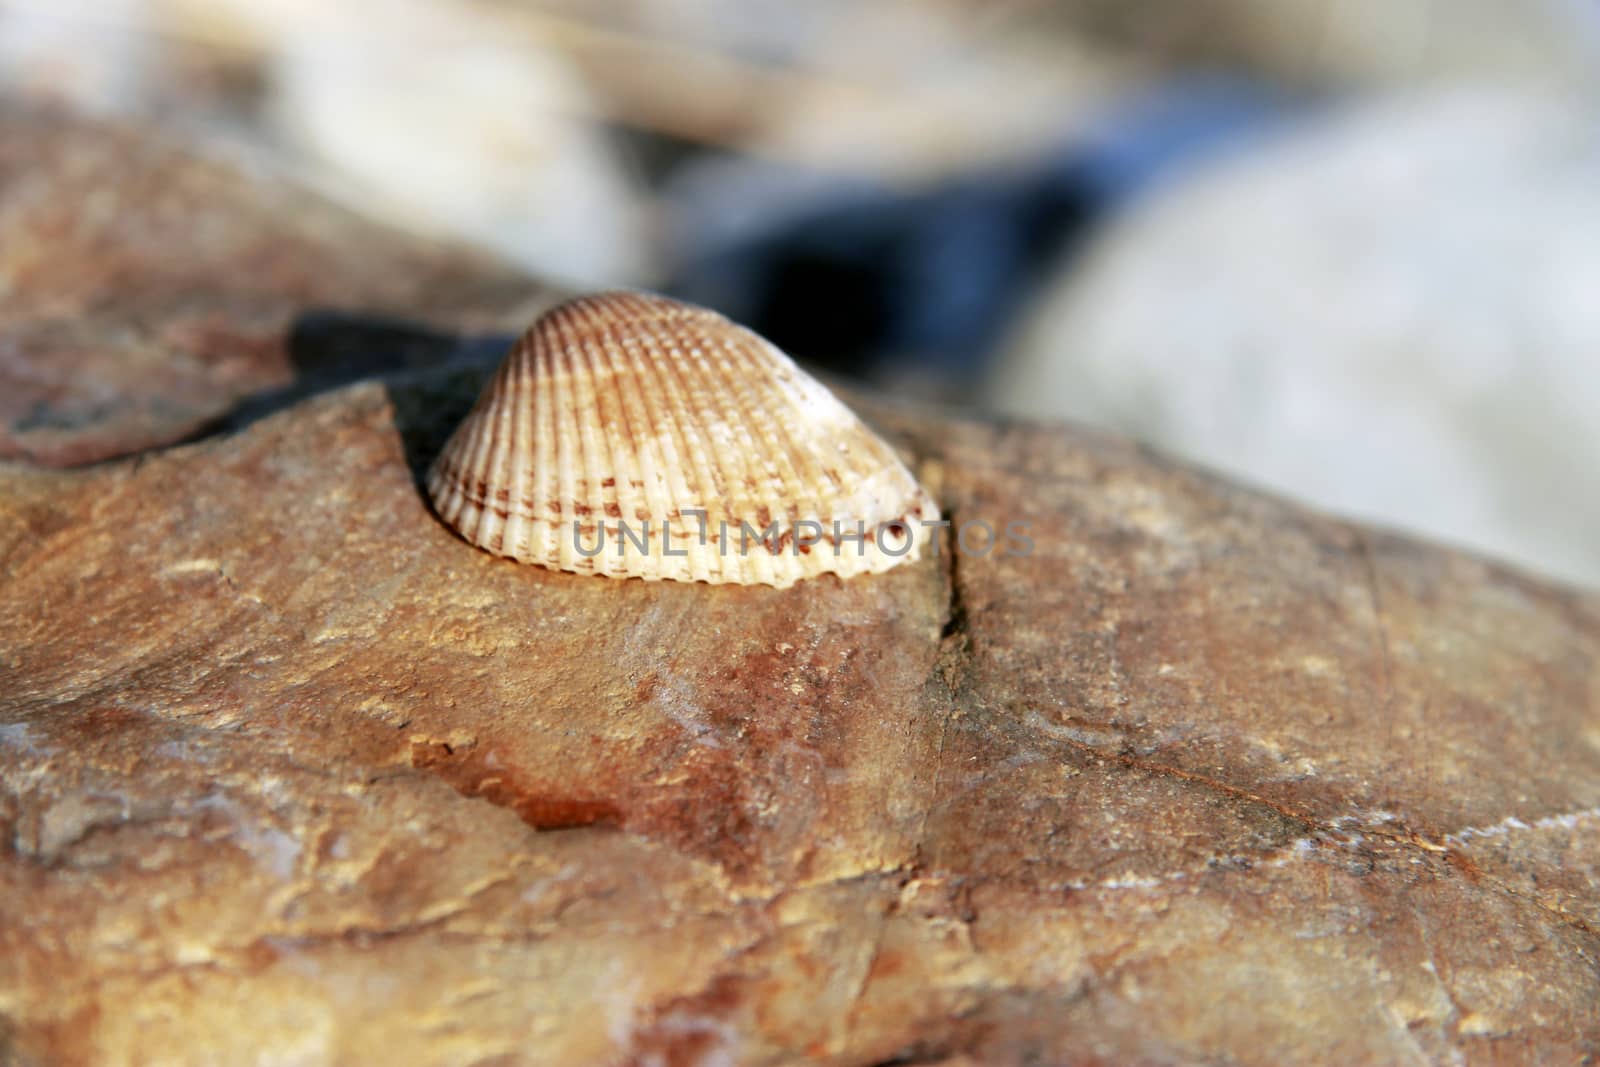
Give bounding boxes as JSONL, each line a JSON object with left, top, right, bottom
{"left": 1025, "top": 0, "right": 1600, "bottom": 93}
{"left": 3, "top": 104, "right": 1600, "bottom": 1066}
{"left": 0, "top": 105, "right": 545, "bottom": 468}
{"left": 4, "top": 353, "right": 1600, "bottom": 1066}
{"left": 990, "top": 89, "right": 1600, "bottom": 591}
{"left": 252, "top": 0, "right": 651, "bottom": 286}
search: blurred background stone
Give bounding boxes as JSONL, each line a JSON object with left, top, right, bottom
{"left": 0, "top": 0, "right": 650, "bottom": 285}
{"left": 989, "top": 89, "right": 1600, "bottom": 589}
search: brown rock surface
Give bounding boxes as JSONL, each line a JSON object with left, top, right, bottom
{"left": 0, "top": 105, "right": 543, "bottom": 468}
{"left": 3, "top": 109, "right": 1600, "bottom": 1066}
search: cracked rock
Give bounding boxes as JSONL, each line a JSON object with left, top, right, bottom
{"left": 2, "top": 105, "right": 1600, "bottom": 1066}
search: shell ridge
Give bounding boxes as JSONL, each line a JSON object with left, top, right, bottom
{"left": 570, "top": 320, "right": 615, "bottom": 576}
{"left": 582, "top": 315, "right": 652, "bottom": 578}
{"left": 575, "top": 308, "right": 634, "bottom": 577}
{"left": 550, "top": 312, "right": 583, "bottom": 572}
{"left": 594, "top": 313, "right": 676, "bottom": 579}
{"left": 734, "top": 332, "right": 826, "bottom": 540}
{"left": 611, "top": 319, "right": 694, "bottom": 581}
{"left": 767, "top": 361, "right": 840, "bottom": 524}
{"left": 585, "top": 322, "right": 630, "bottom": 569}
{"left": 435, "top": 412, "right": 480, "bottom": 519}
{"left": 430, "top": 352, "right": 505, "bottom": 525}
{"left": 732, "top": 323, "right": 826, "bottom": 584}
{"left": 643, "top": 318, "right": 736, "bottom": 583}
{"left": 702, "top": 324, "right": 792, "bottom": 584}
{"left": 454, "top": 351, "right": 515, "bottom": 511}
{"left": 486, "top": 347, "right": 531, "bottom": 543}
{"left": 766, "top": 344, "right": 856, "bottom": 504}
{"left": 771, "top": 376, "right": 836, "bottom": 530}
{"left": 449, "top": 388, "right": 498, "bottom": 541}
{"left": 559, "top": 307, "right": 623, "bottom": 574}
{"left": 423, "top": 447, "right": 454, "bottom": 522}
{"left": 506, "top": 336, "right": 540, "bottom": 561}
{"left": 630, "top": 321, "right": 720, "bottom": 585}
{"left": 690, "top": 325, "right": 773, "bottom": 583}
{"left": 480, "top": 344, "right": 524, "bottom": 552}
{"left": 528, "top": 334, "right": 559, "bottom": 565}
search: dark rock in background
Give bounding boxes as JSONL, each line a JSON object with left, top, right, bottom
{"left": 664, "top": 80, "right": 1291, "bottom": 389}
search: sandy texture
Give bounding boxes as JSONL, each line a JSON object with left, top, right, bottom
{"left": 2, "top": 106, "right": 1599, "bottom": 1066}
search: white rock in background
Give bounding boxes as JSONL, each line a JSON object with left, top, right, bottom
{"left": 989, "top": 90, "right": 1600, "bottom": 589}
{"left": 261, "top": 4, "right": 648, "bottom": 287}
{"left": 0, "top": 0, "right": 649, "bottom": 287}
{"left": 0, "top": 0, "right": 163, "bottom": 114}
{"left": 1222, "top": 0, "right": 1600, "bottom": 89}
{"left": 1029, "top": 0, "right": 1600, "bottom": 93}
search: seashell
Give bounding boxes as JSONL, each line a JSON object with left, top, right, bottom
{"left": 427, "top": 291, "right": 941, "bottom": 587}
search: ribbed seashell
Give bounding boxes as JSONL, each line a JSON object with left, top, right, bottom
{"left": 427, "top": 292, "right": 940, "bottom": 587}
